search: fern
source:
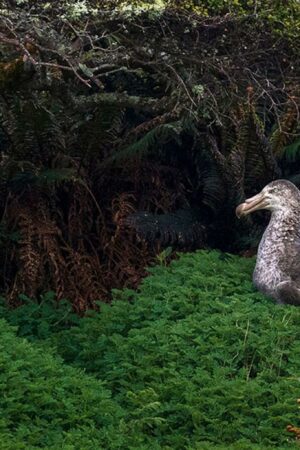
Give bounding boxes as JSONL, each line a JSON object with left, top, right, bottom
{"left": 8, "top": 168, "right": 77, "bottom": 192}
{"left": 19, "top": 250, "right": 300, "bottom": 449}
{"left": 271, "top": 100, "right": 299, "bottom": 158}
{"left": 76, "top": 104, "right": 124, "bottom": 159}
{"left": 0, "top": 318, "right": 124, "bottom": 449}
{"left": 102, "top": 121, "right": 183, "bottom": 166}
{"left": 279, "top": 138, "right": 300, "bottom": 163}
{"left": 0, "top": 96, "right": 65, "bottom": 164}
{"left": 242, "top": 106, "right": 276, "bottom": 193}
{"left": 36, "top": 168, "right": 77, "bottom": 185}
{"left": 0, "top": 291, "right": 79, "bottom": 340}
{"left": 123, "top": 208, "right": 206, "bottom": 248}
{"left": 194, "top": 147, "right": 226, "bottom": 215}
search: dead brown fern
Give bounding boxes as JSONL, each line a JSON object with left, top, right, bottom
{"left": 10, "top": 208, "right": 42, "bottom": 301}
{"left": 66, "top": 249, "right": 106, "bottom": 311}
{"left": 67, "top": 184, "right": 94, "bottom": 245}
{"left": 112, "top": 193, "right": 136, "bottom": 227}
{"left": 286, "top": 424, "right": 300, "bottom": 441}
{"left": 103, "top": 192, "right": 152, "bottom": 290}
{"left": 7, "top": 196, "right": 65, "bottom": 303}
{"left": 38, "top": 223, "right": 67, "bottom": 302}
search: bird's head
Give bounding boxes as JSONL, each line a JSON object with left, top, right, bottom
{"left": 236, "top": 180, "right": 300, "bottom": 218}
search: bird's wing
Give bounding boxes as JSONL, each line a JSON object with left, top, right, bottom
{"left": 276, "top": 281, "right": 300, "bottom": 306}
{"left": 284, "top": 237, "right": 300, "bottom": 285}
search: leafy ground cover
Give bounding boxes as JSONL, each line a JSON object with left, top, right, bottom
{"left": 1, "top": 250, "right": 300, "bottom": 448}
{"left": 0, "top": 319, "right": 125, "bottom": 449}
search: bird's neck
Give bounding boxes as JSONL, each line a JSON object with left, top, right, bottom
{"left": 268, "top": 209, "right": 300, "bottom": 236}
{"left": 271, "top": 206, "right": 294, "bottom": 219}
{"left": 270, "top": 210, "right": 289, "bottom": 226}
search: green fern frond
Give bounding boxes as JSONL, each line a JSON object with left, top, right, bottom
{"left": 76, "top": 105, "right": 124, "bottom": 158}
{"left": 235, "top": 105, "right": 275, "bottom": 194}
{"left": 286, "top": 173, "right": 300, "bottom": 186}
{"left": 201, "top": 169, "right": 226, "bottom": 214}
{"left": 196, "top": 159, "right": 226, "bottom": 214}
{"left": 102, "top": 121, "right": 183, "bottom": 166}
{"left": 36, "top": 168, "right": 77, "bottom": 185}
{"left": 124, "top": 208, "right": 205, "bottom": 248}
{"left": 0, "top": 96, "right": 65, "bottom": 163}
{"left": 279, "top": 138, "right": 300, "bottom": 163}
{"left": 9, "top": 168, "right": 77, "bottom": 192}
{"left": 270, "top": 101, "right": 299, "bottom": 158}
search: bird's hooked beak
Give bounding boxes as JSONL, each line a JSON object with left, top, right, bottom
{"left": 236, "top": 192, "right": 268, "bottom": 218}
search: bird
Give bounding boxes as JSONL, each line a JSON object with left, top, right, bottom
{"left": 236, "top": 179, "right": 300, "bottom": 306}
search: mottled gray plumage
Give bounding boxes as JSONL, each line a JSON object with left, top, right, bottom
{"left": 236, "top": 180, "right": 300, "bottom": 305}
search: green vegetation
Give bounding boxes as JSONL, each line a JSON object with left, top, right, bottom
{"left": 0, "top": 1, "right": 299, "bottom": 307}
{"left": 1, "top": 251, "right": 300, "bottom": 448}
{"left": 0, "top": 319, "right": 125, "bottom": 449}
{"left": 1, "top": 3, "right": 300, "bottom": 447}
{"left": 0, "top": 291, "right": 80, "bottom": 341}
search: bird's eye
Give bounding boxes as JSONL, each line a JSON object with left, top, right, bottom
{"left": 268, "top": 188, "right": 277, "bottom": 194}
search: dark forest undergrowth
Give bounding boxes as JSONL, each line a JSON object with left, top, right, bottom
{"left": 0, "top": 1, "right": 299, "bottom": 309}
{"left": 1, "top": 250, "right": 300, "bottom": 449}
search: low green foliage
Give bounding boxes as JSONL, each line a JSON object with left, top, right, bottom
{"left": 0, "top": 319, "right": 127, "bottom": 449}
{"left": 0, "top": 291, "right": 80, "bottom": 341}
{"left": 0, "top": 251, "right": 300, "bottom": 450}
{"left": 2, "top": 250, "right": 300, "bottom": 448}
{"left": 49, "top": 251, "right": 300, "bottom": 448}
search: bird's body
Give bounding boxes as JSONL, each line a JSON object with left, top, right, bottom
{"left": 236, "top": 180, "right": 300, "bottom": 305}
{"left": 254, "top": 208, "right": 300, "bottom": 302}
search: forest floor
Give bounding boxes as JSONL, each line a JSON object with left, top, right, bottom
{"left": 1, "top": 251, "right": 300, "bottom": 449}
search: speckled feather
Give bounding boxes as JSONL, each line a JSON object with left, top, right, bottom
{"left": 246, "top": 180, "right": 300, "bottom": 305}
